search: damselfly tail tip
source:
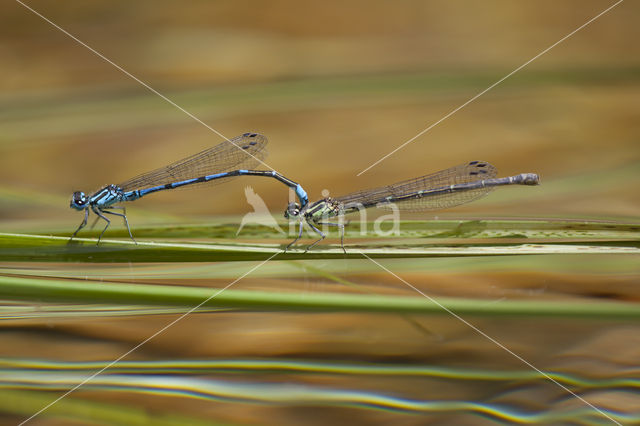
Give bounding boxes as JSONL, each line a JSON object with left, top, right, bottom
{"left": 521, "top": 173, "right": 540, "bottom": 185}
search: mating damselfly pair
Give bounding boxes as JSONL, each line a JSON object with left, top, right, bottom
{"left": 69, "top": 132, "right": 539, "bottom": 251}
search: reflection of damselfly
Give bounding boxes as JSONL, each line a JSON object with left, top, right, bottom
{"left": 285, "top": 161, "right": 539, "bottom": 253}
{"left": 69, "top": 133, "right": 308, "bottom": 244}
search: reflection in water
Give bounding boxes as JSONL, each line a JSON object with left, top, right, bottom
{"left": 1, "top": 242, "right": 640, "bottom": 424}
{"left": 0, "top": 357, "right": 637, "bottom": 424}
{"left": 1, "top": 297, "right": 639, "bottom": 425}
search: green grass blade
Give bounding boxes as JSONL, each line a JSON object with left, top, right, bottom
{"left": 1, "top": 275, "right": 638, "bottom": 319}
{"left": 1, "top": 223, "right": 638, "bottom": 262}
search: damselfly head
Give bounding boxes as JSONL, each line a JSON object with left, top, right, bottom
{"left": 70, "top": 191, "right": 88, "bottom": 210}
{"left": 284, "top": 202, "right": 301, "bottom": 219}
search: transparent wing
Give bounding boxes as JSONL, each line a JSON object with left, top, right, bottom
{"left": 336, "top": 161, "right": 497, "bottom": 212}
{"left": 118, "top": 133, "right": 268, "bottom": 191}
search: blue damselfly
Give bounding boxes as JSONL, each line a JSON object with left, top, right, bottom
{"left": 70, "top": 133, "right": 308, "bottom": 244}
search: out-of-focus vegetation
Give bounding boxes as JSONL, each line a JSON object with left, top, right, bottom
{"left": 1, "top": 2, "right": 639, "bottom": 425}
{"left": 1, "top": 0, "right": 638, "bottom": 228}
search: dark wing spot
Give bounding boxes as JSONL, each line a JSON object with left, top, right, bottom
{"left": 242, "top": 132, "right": 251, "bottom": 137}
{"left": 249, "top": 133, "right": 257, "bottom": 137}
{"left": 469, "top": 171, "right": 478, "bottom": 175}
{"left": 469, "top": 161, "right": 479, "bottom": 165}
{"left": 479, "top": 169, "right": 488, "bottom": 174}
{"left": 249, "top": 141, "right": 257, "bottom": 145}
{"left": 477, "top": 163, "right": 487, "bottom": 167}
{"left": 242, "top": 145, "right": 250, "bottom": 149}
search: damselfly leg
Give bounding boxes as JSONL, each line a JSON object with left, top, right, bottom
{"left": 69, "top": 208, "right": 89, "bottom": 242}
{"left": 304, "top": 222, "right": 326, "bottom": 253}
{"left": 315, "top": 221, "right": 346, "bottom": 254}
{"left": 92, "top": 207, "right": 111, "bottom": 245}
{"left": 284, "top": 220, "right": 305, "bottom": 252}
{"left": 101, "top": 206, "right": 136, "bottom": 244}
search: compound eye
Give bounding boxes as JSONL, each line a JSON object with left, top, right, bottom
{"left": 285, "top": 207, "right": 300, "bottom": 219}
{"left": 72, "top": 192, "right": 87, "bottom": 206}
{"left": 285, "top": 202, "right": 301, "bottom": 217}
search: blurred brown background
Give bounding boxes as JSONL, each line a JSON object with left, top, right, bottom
{"left": 1, "top": 0, "right": 638, "bottom": 229}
